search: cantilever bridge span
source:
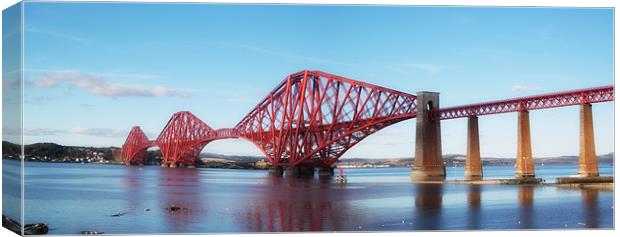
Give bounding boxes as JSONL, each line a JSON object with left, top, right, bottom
{"left": 122, "top": 70, "right": 613, "bottom": 179}
{"left": 123, "top": 70, "right": 417, "bottom": 168}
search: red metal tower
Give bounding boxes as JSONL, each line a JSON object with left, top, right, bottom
{"left": 155, "top": 111, "right": 215, "bottom": 167}
{"left": 121, "top": 126, "right": 152, "bottom": 165}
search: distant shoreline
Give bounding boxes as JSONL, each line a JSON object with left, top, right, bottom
{"left": 3, "top": 158, "right": 614, "bottom": 169}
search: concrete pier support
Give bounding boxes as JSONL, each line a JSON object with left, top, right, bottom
{"left": 579, "top": 103, "right": 599, "bottom": 177}
{"left": 285, "top": 167, "right": 297, "bottom": 177}
{"left": 515, "top": 110, "right": 534, "bottom": 178}
{"left": 464, "top": 116, "right": 483, "bottom": 180}
{"left": 285, "top": 166, "right": 315, "bottom": 177}
{"left": 411, "top": 92, "right": 445, "bottom": 181}
{"left": 268, "top": 166, "right": 284, "bottom": 176}
{"left": 298, "top": 166, "right": 315, "bottom": 177}
{"left": 318, "top": 167, "right": 334, "bottom": 177}
{"left": 169, "top": 162, "right": 177, "bottom": 168}
{"left": 161, "top": 163, "right": 169, "bottom": 168}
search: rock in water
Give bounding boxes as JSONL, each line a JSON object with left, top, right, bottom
{"left": 3, "top": 215, "right": 49, "bottom": 235}
{"left": 24, "top": 223, "right": 49, "bottom": 235}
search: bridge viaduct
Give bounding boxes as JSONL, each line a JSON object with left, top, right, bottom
{"left": 121, "top": 70, "right": 614, "bottom": 180}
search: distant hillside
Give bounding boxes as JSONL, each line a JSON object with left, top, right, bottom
{"left": 199, "top": 152, "right": 264, "bottom": 163}
{"left": 340, "top": 152, "right": 614, "bottom": 166}
{"left": 2, "top": 141, "right": 614, "bottom": 166}
{"left": 2, "top": 141, "right": 118, "bottom": 162}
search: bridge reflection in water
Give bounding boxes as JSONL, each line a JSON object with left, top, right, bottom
{"left": 158, "top": 168, "right": 205, "bottom": 233}
{"left": 581, "top": 188, "right": 600, "bottom": 228}
{"left": 413, "top": 184, "right": 443, "bottom": 230}
{"left": 467, "top": 185, "right": 481, "bottom": 229}
{"left": 518, "top": 186, "right": 534, "bottom": 229}
{"left": 241, "top": 177, "right": 359, "bottom": 232}
{"left": 117, "top": 167, "right": 611, "bottom": 233}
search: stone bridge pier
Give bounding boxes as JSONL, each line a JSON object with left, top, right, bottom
{"left": 411, "top": 92, "right": 604, "bottom": 182}
{"left": 411, "top": 91, "right": 445, "bottom": 181}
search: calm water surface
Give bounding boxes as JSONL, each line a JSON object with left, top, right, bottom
{"left": 2, "top": 159, "right": 614, "bottom": 234}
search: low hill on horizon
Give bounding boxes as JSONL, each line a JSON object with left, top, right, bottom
{"left": 2, "top": 141, "right": 614, "bottom": 165}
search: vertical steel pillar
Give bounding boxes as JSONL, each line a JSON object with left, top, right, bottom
{"left": 411, "top": 92, "right": 445, "bottom": 181}
{"left": 465, "top": 116, "right": 483, "bottom": 180}
{"left": 579, "top": 103, "right": 599, "bottom": 177}
{"left": 515, "top": 110, "right": 534, "bottom": 178}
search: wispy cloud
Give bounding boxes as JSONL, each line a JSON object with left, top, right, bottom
{"left": 18, "top": 127, "right": 126, "bottom": 138}
{"left": 190, "top": 41, "right": 358, "bottom": 67}
{"left": 381, "top": 62, "right": 443, "bottom": 77}
{"left": 27, "top": 71, "right": 191, "bottom": 98}
{"left": 25, "top": 68, "right": 161, "bottom": 81}
{"left": 26, "top": 27, "right": 88, "bottom": 44}
{"left": 67, "top": 128, "right": 126, "bottom": 138}
{"left": 401, "top": 62, "right": 442, "bottom": 76}
{"left": 212, "top": 90, "right": 258, "bottom": 104}
{"left": 512, "top": 84, "right": 541, "bottom": 92}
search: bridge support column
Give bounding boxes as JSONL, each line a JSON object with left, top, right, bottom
{"left": 465, "top": 116, "right": 483, "bottom": 180}
{"left": 269, "top": 166, "right": 284, "bottom": 176}
{"left": 579, "top": 103, "right": 599, "bottom": 177}
{"left": 285, "top": 167, "right": 298, "bottom": 177}
{"left": 515, "top": 110, "right": 535, "bottom": 178}
{"left": 169, "top": 162, "right": 177, "bottom": 168}
{"left": 286, "top": 166, "right": 315, "bottom": 177}
{"left": 161, "top": 163, "right": 169, "bottom": 168}
{"left": 298, "top": 166, "right": 315, "bottom": 177}
{"left": 318, "top": 167, "right": 334, "bottom": 177}
{"left": 411, "top": 91, "right": 445, "bottom": 181}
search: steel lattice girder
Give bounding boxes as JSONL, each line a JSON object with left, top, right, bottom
{"left": 155, "top": 111, "right": 215, "bottom": 165}
{"left": 121, "top": 126, "right": 152, "bottom": 165}
{"left": 234, "top": 70, "right": 418, "bottom": 167}
{"left": 433, "top": 85, "right": 614, "bottom": 120}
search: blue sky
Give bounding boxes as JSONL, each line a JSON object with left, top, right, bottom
{"left": 19, "top": 3, "right": 613, "bottom": 158}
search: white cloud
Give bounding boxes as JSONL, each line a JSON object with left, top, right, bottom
{"left": 21, "top": 127, "right": 126, "bottom": 138}
{"left": 28, "top": 71, "right": 191, "bottom": 98}
{"left": 512, "top": 84, "right": 541, "bottom": 92}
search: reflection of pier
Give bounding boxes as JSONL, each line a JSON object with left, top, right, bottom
{"left": 517, "top": 186, "right": 534, "bottom": 229}
{"left": 467, "top": 185, "right": 482, "bottom": 229}
{"left": 413, "top": 184, "right": 443, "bottom": 230}
{"left": 581, "top": 189, "right": 599, "bottom": 228}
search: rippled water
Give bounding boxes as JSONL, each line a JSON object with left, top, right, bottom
{"left": 1, "top": 159, "right": 614, "bottom": 234}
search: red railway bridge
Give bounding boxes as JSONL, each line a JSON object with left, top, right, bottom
{"left": 122, "top": 70, "right": 613, "bottom": 180}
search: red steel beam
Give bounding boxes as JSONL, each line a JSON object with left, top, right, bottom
{"left": 434, "top": 85, "right": 614, "bottom": 120}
